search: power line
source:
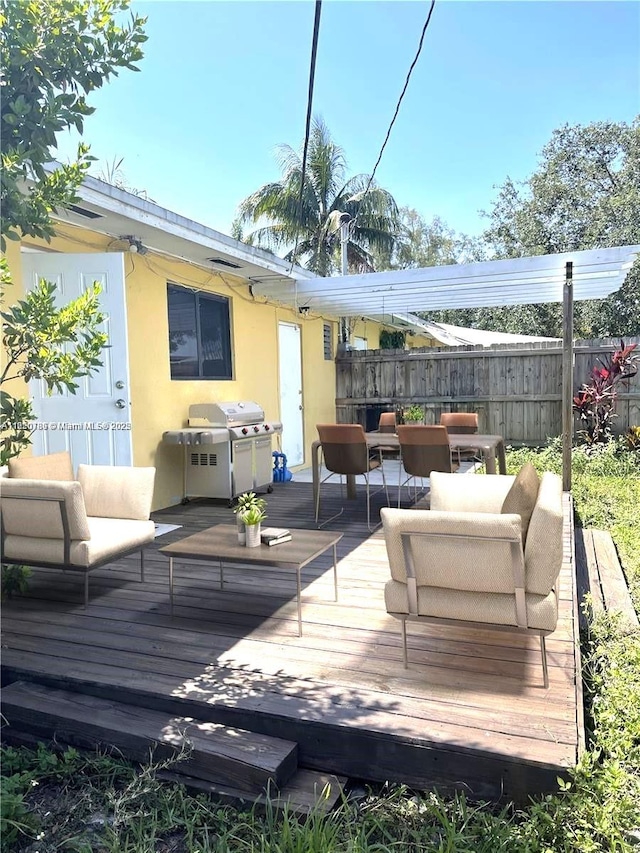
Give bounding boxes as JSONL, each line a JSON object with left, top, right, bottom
{"left": 351, "top": 0, "right": 437, "bottom": 236}
{"left": 288, "top": 0, "right": 323, "bottom": 274}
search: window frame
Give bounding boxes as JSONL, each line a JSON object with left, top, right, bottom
{"left": 167, "top": 282, "right": 233, "bottom": 380}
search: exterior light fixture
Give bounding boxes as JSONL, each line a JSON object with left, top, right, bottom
{"left": 119, "top": 235, "right": 148, "bottom": 255}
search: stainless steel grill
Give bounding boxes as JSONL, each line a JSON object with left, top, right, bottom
{"left": 163, "top": 402, "right": 283, "bottom": 503}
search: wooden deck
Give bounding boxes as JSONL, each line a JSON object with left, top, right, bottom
{"left": 0, "top": 481, "right": 584, "bottom": 804}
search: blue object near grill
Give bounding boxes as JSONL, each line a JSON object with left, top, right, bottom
{"left": 272, "top": 451, "right": 293, "bottom": 482}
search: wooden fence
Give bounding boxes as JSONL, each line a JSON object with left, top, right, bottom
{"left": 335, "top": 337, "right": 640, "bottom": 444}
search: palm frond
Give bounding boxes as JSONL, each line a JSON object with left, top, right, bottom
{"left": 346, "top": 240, "right": 375, "bottom": 274}
{"left": 246, "top": 224, "right": 298, "bottom": 251}
{"left": 235, "top": 116, "right": 399, "bottom": 278}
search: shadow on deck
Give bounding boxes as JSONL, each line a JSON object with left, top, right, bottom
{"left": 0, "top": 480, "right": 584, "bottom": 804}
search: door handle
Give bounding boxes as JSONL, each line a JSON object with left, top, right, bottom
{"left": 115, "top": 399, "right": 126, "bottom": 409}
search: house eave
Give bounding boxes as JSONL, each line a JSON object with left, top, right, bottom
{"left": 44, "top": 167, "right": 314, "bottom": 284}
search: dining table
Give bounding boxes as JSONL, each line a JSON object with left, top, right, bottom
{"left": 311, "top": 431, "right": 507, "bottom": 504}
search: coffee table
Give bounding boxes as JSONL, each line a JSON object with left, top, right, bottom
{"left": 159, "top": 525, "right": 342, "bottom": 636}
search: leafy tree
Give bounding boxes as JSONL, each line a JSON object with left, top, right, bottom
{"left": 427, "top": 119, "right": 640, "bottom": 337}
{"left": 237, "top": 116, "right": 400, "bottom": 276}
{"left": 0, "top": 0, "right": 146, "bottom": 463}
{"left": 373, "top": 209, "right": 461, "bottom": 271}
{"left": 379, "top": 329, "right": 406, "bottom": 350}
{"left": 0, "top": 273, "right": 108, "bottom": 463}
{"left": 0, "top": 0, "right": 147, "bottom": 248}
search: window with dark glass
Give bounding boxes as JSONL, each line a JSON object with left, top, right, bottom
{"left": 167, "top": 284, "right": 232, "bottom": 379}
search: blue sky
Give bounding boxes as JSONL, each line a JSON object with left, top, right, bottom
{"left": 55, "top": 0, "right": 640, "bottom": 240}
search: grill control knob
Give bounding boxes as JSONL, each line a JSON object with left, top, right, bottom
{"left": 253, "top": 425, "right": 260, "bottom": 433}
{"left": 264, "top": 424, "right": 270, "bottom": 431}
{"left": 242, "top": 427, "right": 248, "bottom": 435}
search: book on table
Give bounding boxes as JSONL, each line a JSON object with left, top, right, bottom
{"left": 260, "top": 527, "right": 291, "bottom": 546}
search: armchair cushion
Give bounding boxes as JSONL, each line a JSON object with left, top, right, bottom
{"left": 430, "top": 470, "right": 515, "bottom": 513}
{"left": 501, "top": 462, "right": 540, "bottom": 541}
{"left": 525, "top": 472, "right": 563, "bottom": 595}
{"left": 382, "top": 507, "right": 523, "bottom": 594}
{"left": 2, "top": 518, "right": 155, "bottom": 567}
{"left": 78, "top": 464, "right": 155, "bottom": 520}
{"left": 384, "top": 580, "right": 558, "bottom": 631}
{"left": 1, "top": 478, "right": 91, "bottom": 540}
{"left": 8, "top": 451, "right": 74, "bottom": 481}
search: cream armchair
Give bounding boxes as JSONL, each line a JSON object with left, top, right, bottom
{"left": 381, "top": 467, "right": 563, "bottom": 687}
{"left": 1, "top": 452, "right": 156, "bottom": 606}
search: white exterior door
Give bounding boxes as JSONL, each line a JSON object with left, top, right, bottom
{"left": 20, "top": 251, "right": 132, "bottom": 467}
{"left": 278, "top": 321, "right": 304, "bottom": 466}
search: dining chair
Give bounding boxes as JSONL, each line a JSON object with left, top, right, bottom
{"left": 376, "top": 411, "right": 400, "bottom": 466}
{"left": 440, "top": 412, "right": 480, "bottom": 466}
{"left": 396, "top": 424, "right": 455, "bottom": 507}
{"left": 316, "top": 424, "right": 390, "bottom": 530}
{"left": 378, "top": 412, "right": 397, "bottom": 433}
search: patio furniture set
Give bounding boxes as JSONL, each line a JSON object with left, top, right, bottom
{"left": 0, "top": 425, "right": 562, "bottom": 685}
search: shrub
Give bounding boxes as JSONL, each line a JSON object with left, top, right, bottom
{"left": 573, "top": 340, "right": 638, "bottom": 445}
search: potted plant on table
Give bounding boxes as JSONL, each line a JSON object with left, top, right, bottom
{"left": 234, "top": 492, "right": 267, "bottom": 546}
{"left": 402, "top": 404, "right": 424, "bottom": 424}
{"left": 240, "top": 503, "right": 267, "bottom": 548}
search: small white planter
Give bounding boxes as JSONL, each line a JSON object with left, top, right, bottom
{"left": 245, "top": 523, "right": 261, "bottom": 548}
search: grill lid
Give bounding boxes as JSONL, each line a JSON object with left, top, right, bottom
{"left": 188, "top": 401, "right": 265, "bottom": 428}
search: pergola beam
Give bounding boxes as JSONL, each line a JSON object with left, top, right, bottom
{"left": 562, "top": 262, "right": 574, "bottom": 491}
{"left": 253, "top": 246, "right": 639, "bottom": 491}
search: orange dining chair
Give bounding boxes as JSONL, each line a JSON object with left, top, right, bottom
{"left": 378, "top": 412, "right": 397, "bottom": 433}
{"left": 440, "top": 412, "right": 480, "bottom": 466}
{"left": 396, "top": 424, "right": 456, "bottom": 507}
{"left": 316, "top": 424, "right": 390, "bottom": 530}
{"left": 376, "top": 411, "right": 400, "bottom": 465}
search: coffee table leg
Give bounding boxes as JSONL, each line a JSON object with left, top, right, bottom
{"left": 297, "top": 568, "right": 302, "bottom": 637}
{"left": 220, "top": 559, "right": 224, "bottom": 590}
{"left": 333, "top": 543, "right": 338, "bottom": 601}
{"left": 169, "top": 557, "right": 174, "bottom": 616}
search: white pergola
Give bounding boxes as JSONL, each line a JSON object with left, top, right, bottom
{"left": 254, "top": 246, "right": 640, "bottom": 490}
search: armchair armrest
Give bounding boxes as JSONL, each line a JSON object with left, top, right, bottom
{"left": 430, "top": 471, "right": 515, "bottom": 513}
{"left": 78, "top": 465, "right": 156, "bottom": 520}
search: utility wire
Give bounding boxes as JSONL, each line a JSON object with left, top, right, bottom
{"left": 351, "top": 0, "right": 436, "bottom": 235}
{"left": 288, "top": 0, "right": 323, "bottom": 274}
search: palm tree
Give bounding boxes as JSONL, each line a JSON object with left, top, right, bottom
{"left": 237, "top": 117, "right": 400, "bottom": 276}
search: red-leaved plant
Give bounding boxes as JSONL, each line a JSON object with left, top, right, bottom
{"left": 573, "top": 341, "right": 638, "bottom": 444}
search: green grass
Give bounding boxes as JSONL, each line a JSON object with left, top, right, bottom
{"left": 2, "top": 441, "right": 640, "bottom": 852}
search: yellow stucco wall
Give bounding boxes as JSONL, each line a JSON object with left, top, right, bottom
{"left": 4, "top": 224, "right": 343, "bottom": 509}
{"left": 4, "top": 222, "right": 439, "bottom": 508}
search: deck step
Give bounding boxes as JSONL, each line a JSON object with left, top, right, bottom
{"left": 1, "top": 726, "right": 345, "bottom": 817}
{"left": 1, "top": 681, "right": 298, "bottom": 795}
{"left": 158, "top": 767, "right": 347, "bottom": 816}
{"left": 575, "top": 527, "right": 639, "bottom": 633}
